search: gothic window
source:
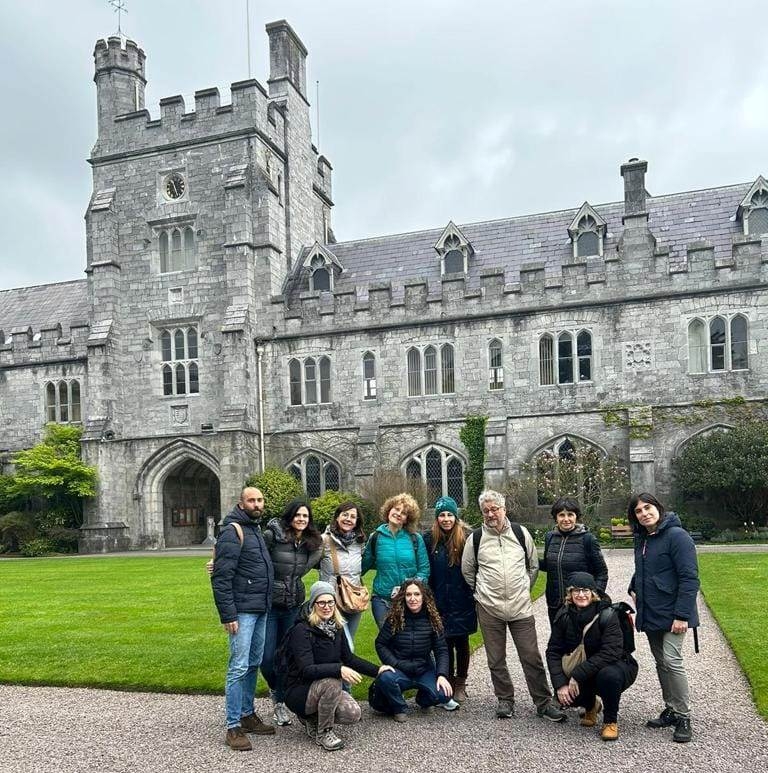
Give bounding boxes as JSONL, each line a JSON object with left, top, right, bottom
{"left": 539, "top": 334, "right": 555, "bottom": 386}
{"left": 43, "top": 379, "right": 82, "bottom": 424}
{"left": 576, "top": 230, "right": 600, "bottom": 257}
{"left": 540, "top": 330, "right": 593, "bottom": 385}
{"left": 744, "top": 188, "right": 768, "bottom": 236}
{"left": 435, "top": 227, "right": 473, "bottom": 276}
{"left": 577, "top": 331, "right": 592, "bottom": 381}
{"left": 687, "top": 314, "right": 750, "bottom": 373}
{"left": 569, "top": 206, "right": 606, "bottom": 258}
{"left": 160, "top": 326, "right": 200, "bottom": 396}
{"left": 406, "top": 344, "right": 456, "bottom": 396}
{"left": 558, "top": 333, "right": 574, "bottom": 384}
{"left": 403, "top": 446, "right": 465, "bottom": 507}
{"left": 489, "top": 339, "right": 504, "bottom": 390}
{"left": 311, "top": 267, "right": 331, "bottom": 292}
{"left": 160, "top": 226, "right": 195, "bottom": 273}
{"left": 288, "top": 452, "right": 341, "bottom": 498}
{"left": 443, "top": 235, "right": 465, "bottom": 274}
{"left": 749, "top": 207, "right": 768, "bottom": 236}
{"left": 288, "top": 355, "right": 333, "bottom": 405}
{"left": 362, "top": 351, "right": 377, "bottom": 399}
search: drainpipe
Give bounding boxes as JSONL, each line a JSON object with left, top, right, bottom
{"left": 255, "top": 340, "right": 266, "bottom": 473}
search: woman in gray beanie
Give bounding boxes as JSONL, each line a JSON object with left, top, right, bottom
{"left": 280, "top": 581, "right": 393, "bottom": 751}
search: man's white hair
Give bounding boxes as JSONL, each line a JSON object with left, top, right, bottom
{"left": 478, "top": 490, "right": 505, "bottom": 509}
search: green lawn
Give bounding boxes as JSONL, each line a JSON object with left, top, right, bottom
{"left": 699, "top": 553, "right": 768, "bottom": 719}
{"left": 0, "top": 556, "right": 543, "bottom": 699}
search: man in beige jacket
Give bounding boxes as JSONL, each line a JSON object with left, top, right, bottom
{"left": 462, "top": 489, "right": 565, "bottom": 721}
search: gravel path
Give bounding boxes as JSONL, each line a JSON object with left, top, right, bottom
{"left": 1, "top": 551, "right": 766, "bottom": 772}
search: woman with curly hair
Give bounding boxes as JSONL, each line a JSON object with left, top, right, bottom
{"left": 362, "top": 493, "right": 430, "bottom": 628}
{"left": 371, "top": 579, "right": 459, "bottom": 721}
{"left": 423, "top": 495, "right": 477, "bottom": 703}
{"left": 261, "top": 499, "right": 323, "bottom": 726}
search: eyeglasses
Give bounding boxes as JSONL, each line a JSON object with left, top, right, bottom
{"left": 570, "top": 588, "right": 592, "bottom": 596}
{"left": 481, "top": 505, "right": 504, "bottom": 515}
{"left": 314, "top": 599, "right": 336, "bottom": 608}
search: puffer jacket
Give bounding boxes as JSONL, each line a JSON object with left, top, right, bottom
{"left": 546, "top": 598, "right": 637, "bottom": 689}
{"left": 211, "top": 506, "right": 274, "bottom": 624}
{"left": 318, "top": 526, "right": 364, "bottom": 592}
{"left": 375, "top": 608, "right": 450, "bottom": 678}
{"left": 540, "top": 524, "right": 608, "bottom": 611}
{"left": 628, "top": 512, "right": 700, "bottom": 632}
{"left": 423, "top": 529, "right": 477, "bottom": 637}
{"left": 361, "top": 524, "right": 430, "bottom": 598}
{"left": 262, "top": 518, "right": 322, "bottom": 609}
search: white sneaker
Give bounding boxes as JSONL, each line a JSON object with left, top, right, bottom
{"left": 315, "top": 728, "right": 345, "bottom": 751}
{"left": 442, "top": 698, "right": 460, "bottom": 711}
{"left": 272, "top": 702, "right": 292, "bottom": 726}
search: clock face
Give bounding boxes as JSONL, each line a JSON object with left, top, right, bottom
{"left": 164, "top": 173, "right": 186, "bottom": 200}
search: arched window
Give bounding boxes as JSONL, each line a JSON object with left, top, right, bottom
{"left": 441, "top": 344, "right": 455, "bottom": 394}
{"left": 304, "top": 358, "right": 317, "bottom": 404}
{"left": 576, "top": 230, "right": 599, "bottom": 258}
{"left": 312, "top": 267, "right": 331, "bottom": 292}
{"left": 287, "top": 452, "right": 341, "bottom": 498}
{"left": 162, "top": 365, "right": 173, "bottom": 396}
{"left": 362, "top": 351, "right": 377, "bottom": 399}
{"left": 175, "top": 363, "right": 186, "bottom": 394}
{"left": 489, "top": 339, "right": 503, "bottom": 390}
{"left": 319, "top": 356, "right": 331, "bottom": 403}
{"left": 443, "top": 249, "right": 464, "bottom": 274}
{"left": 289, "top": 359, "right": 302, "bottom": 405}
{"left": 171, "top": 229, "right": 182, "bottom": 272}
{"left": 188, "top": 362, "right": 199, "bottom": 394}
{"left": 402, "top": 446, "right": 465, "bottom": 507}
{"left": 159, "top": 226, "right": 196, "bottom": 273}
{"left": 43, "top": 380, "right": 82, "bottom": 424}
{"left": 187, "top": 328, "right": 198, "bottom": 359}
{"left": 70, "top": 380, "right": 81, "bottom": 423}
{"left": 687, "top": 319, "right": 707, "bottom": 373}
{"left": 174, "top": 329, "right": 185, "bottom": 360}
{"left": 183, "top": 227, "right": 195, "bottom": 269}
{"left": 424, "top": 346, "right": 438, "bottom": 395}
{"left": 437, "top": 230, "right": 472, "bottom": 276}
{"left": 45, "top": 382, "right": 57, "bottom": 422}
{"left": 288, "top": 355, "right": 333, "bottom": 405}
{"left": 576, "top": 331, "right": 592, "bottom": 381}
{"left": 161, "top": 331, "right": 172, "bottom": 362}
{"left": 158, "top": 327, "right": 200, "bottom": 396}
{"left": 558, "top": 332, "right": 574, "bottom": 384}
{"left": 58, "top": 382, "right": 69, "bottom": 422}
{"left": 406, "top": 344, "right": 456, "bottom": 396}
{"left": 709, "top": 316, "right": 726, "bottom": 371}
{"left": 730, "top": 315, "right": 748, "bottom": 370}
{"left": 539, "top": 334, "right": 555, "bottom": 385}
{"left": 407, "top": 348, "right": 422, "bottom": 396}
{"left": 747, "top": 189, "right": 768, "bottom": 235}
{"left": 159, "top": 231, "right": 169, "bottom": 273}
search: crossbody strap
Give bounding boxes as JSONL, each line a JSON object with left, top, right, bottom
{"left": 580, "top": 613, "right": 600, "bottom": 642}
{"left": 325, "top": 534, "right": 341, "bottom": 575}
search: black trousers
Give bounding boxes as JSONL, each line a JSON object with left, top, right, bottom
{"left": 571, "top": 659, "right": 638, "bottom": 723}
{"left": 446, "top": 634, "right": 470, "bottom": 679}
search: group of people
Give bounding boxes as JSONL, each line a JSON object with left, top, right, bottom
{"left": 210, "top": 486, "right": 700, "bottom": 751}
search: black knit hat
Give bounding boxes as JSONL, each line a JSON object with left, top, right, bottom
{"left": 566, "top": 571, "right": 598, "bottom": 592}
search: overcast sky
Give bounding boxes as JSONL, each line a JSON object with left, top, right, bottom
{"left": 2, "top": 0, "right": 768, "bottom": 290}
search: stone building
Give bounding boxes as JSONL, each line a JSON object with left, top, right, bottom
{"left": 0, "top": 21, "right": 765, "bottom": 551}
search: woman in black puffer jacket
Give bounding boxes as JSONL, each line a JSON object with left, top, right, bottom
{"left": 540, "top": 497, "right": 608, "bottom": 624}
{"left": 261, "top": 499, "right": 323, "bottom": 726}
{"left": 371, "top": 579, "right": 459, "bottom": 720}
{"left": 546, "top": 571, "right": 637, "bottom": 742}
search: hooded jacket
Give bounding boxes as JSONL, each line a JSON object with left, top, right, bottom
{"left": 211, "top": 505, "right": 274, "bottom": 624}
{"left": 628, "top": 512, "right": 700, "bottom": 632}
{"left": 262, "top": 517, "right": 322, "bottom": 609}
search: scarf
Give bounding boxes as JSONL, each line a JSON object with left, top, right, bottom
{"left": 331, "top": 525, "right": 359, "bottom": 547}
{"left": 316, "top": 620, "right": 337, "bottom": 640}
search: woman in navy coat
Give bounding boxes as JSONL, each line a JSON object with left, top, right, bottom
{"left": 628, "top": 492, "right": 699, "bottom": 744}
{"left": 422, "top": 496, "right": 477, "bottom": 703}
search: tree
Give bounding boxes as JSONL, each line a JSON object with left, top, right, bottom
{"left": 673, "top": 420, "right": 768, "bottom": 525}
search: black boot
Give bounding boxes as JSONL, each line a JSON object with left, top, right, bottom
{"left": 673, "top": 715, "right": 692, "bottom": 743}
{"left": 646, "top": 707, "right": 676, "bottom": 729}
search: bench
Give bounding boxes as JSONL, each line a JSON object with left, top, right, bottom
{"left": 610, "top": 524, "right": 633, "bottom": 539}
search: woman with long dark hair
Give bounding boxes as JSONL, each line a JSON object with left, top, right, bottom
{"left": 628, "top": 492, "right": 699, "bottom": 743}
{"left": 261, "top": 499, "right": 323, "bottom": 726}
{"left": 423, "top": 495, "right": 476, "bottom": 703}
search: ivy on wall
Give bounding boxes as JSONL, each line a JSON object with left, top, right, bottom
{"left": 460, "top": 415, "right": 487, "bottom": 516}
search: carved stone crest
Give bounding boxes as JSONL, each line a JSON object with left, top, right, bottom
{"left": 624, "top": 342, "right": 652, "bottom": 370}
{"left": 171, "top": 404, "right": 189, "bottom": 425}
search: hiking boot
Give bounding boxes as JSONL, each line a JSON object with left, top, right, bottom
{"left": 225, "top": 727, "right": 252, "bottom": 751}
{"left": 420, "top": 705, "right": 435, "bottom": 714}
{"left": 496, "top": 699, "right": 514, "bottom": 718}
{"left": 240, "top": 713, "right": 276, "bottom": 735}
{"left": 673, "top": 715, "right": 692, "bottom": 743}
{"left": 442, "top": 698, "right": 460, "bottom": 711}
{"left": 393, "top": 712, "right": 408, "bottom": 723}
{"left": 601, "top": 722, "right": 619, "bottom": 741}
{"left": 538, "top": 702, "right": 567, "bottom": 722}
{"left": 453, "top": 677, "right": 468, "bottom": 703}
{"left": 315, "top": 728, "right": 345, "bottom": 751}
{"left": 272, "top": 702, "right": 292, "bottom": 726}
{"left": 580, "top": 697, "right": 602, "bottom": 727}
{"left": 297, "top": 715, "right": 318, "bottom": 739}
{"left": 646, "top": 707, "right": 676, "bottom": 729}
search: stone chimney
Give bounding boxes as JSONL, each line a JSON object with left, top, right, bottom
{"left": 266, "top": 20, "right": 307, "bottom": 100}
{"left": 620, "top": 158, "right": 648, "bottom": 219}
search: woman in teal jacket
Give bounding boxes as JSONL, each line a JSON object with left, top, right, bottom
{"left": 362, "top": 492, "right": 430, "bottom": 628}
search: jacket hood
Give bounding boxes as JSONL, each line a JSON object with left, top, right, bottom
{"left": 222, "top": 505, "right": 262, "bottom": 528}
{"left": 265, "top": 517, "right": 290, "bottom": 543}
{"left": 557, "top": 522, "right": 586, "bottom": 535}
{"left": 633, "top": 510, "right": 682, "bottom": 535}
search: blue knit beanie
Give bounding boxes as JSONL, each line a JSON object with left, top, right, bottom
{"left": 434, "top": 496, "right": 459, "bottom": 518}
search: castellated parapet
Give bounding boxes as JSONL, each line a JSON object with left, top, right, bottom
{"left": 0, "top": 321, "right": 90, "bottom": 367}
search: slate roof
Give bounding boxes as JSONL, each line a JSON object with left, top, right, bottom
{"left": 0, "top": 279, "right": 89, "bottom": 338}
{"left": 286, "top": 181, "right": 751, "bottom": 302}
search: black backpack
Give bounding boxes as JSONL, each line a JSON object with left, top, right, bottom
{"left": 472, "top": 523, "right": 533, "bottom": 573}
{"left": 599, "top": 601, "right": 636, "bottom": 656}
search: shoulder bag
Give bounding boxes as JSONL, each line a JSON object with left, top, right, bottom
{"left": 325, "top": 535, "right": 369, "bottom": 613}
{"left": 561, "top": 613, "right": 600, "bottom": 677}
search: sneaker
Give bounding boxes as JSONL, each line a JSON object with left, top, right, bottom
{"left": 537, "top": 702, "right": 567, "bottom": 722}
{"left": 673, "top": 715, "right": 692, "bottom": 743}
{"left": 442, "top": 698, "right": 460, "bottom": 712}
{"left": 601, "top": 722, "right": 619, "bottom": 741}
{"left": 646, "top": 707, "right": 676, "bottom": 729}
{"left": 393, "top": 712, "right": 408, "bottom": 723}
{"left": 225, "top": 727, "right": 253, "bottom": 751}
{"left": 580, "top": 697, "right": 602, "bottom": 727}
{"left": 272, "top": 702, "right": 293, "bottom": 726}
{"left": 297, "top": 715, "right": 318, "bottom": 739}
{"left": 496, "top": 699, "right": 514, "bottom": 718}
{"left": 315, "top": 728, "right": 345, "bottom": 751}
{"left": 240, "top": 713, "right": 276, "bottom": 735}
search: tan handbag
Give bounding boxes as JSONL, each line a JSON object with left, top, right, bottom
{"left": 561, "top": 613, "right": 599, "bottom": 677}
{"left": 326, "top": 535, "right": 370, "bottom": 613}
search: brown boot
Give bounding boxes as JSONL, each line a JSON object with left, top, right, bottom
{"left": 580, "top": 697, "right": 602, "bottom": 727}
{"left": 453, "top": 677, "right": 468, "bottom": 703}
{"left": 601, "top": 722, "right": 619, "bottom": 741}
{"left": 225, "top": 727, "right": 253, "bottom": 751}
{"left": 240, "top": 713, "right": 276, "bottom": 735}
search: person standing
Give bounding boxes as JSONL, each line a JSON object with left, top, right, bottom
{"left": 628, "top": 492, "right": 699, "bottom": 743}
{"left": 423, "top": 495, "right": 476, "bottom": 703}
{"left": 461, "top": 489, "right": 565, "bottom": 722}
{"left": 211, "top": 486, "right": 276, "bottom": 751}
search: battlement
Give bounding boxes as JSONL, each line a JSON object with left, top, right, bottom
{"left": 94, "top": 36, "right": 146, "bottom": 81}
{"left": 0, "top": 320, "right": 90, "bottom": 365}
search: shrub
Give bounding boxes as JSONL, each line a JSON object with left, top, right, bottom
{"left": 309, "top": 490, "right": 372, "bottom": 532}
{"left": 244, "top": 467, "right": 303, "bottom": 521}
{"left": 19, "top": 537, "right": 57, "bottom": 557}
{"left": 0, "top": 511, "right": 37, "bottom": 553}
{"left": 678, "top": 513, "right": 718, "bottom": 541}
{"left": 358, "top": 469, "right": 426, "bottom": 518}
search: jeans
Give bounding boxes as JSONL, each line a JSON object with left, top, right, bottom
{"left": 646, "top": 630, "right": 691, "bottom": 716}
{"left": 372, "top": 667, "right": 451, "bottom": 714}
{"left": 343, "top": 610, "right": 363, "bottom": 650}
{"left": 225, "top": 612, "right": 268, "bottom": 729}
{"left": 371, "top": 595, "right": 391, "bottom": 629}
{"left": 261, "top": 605, "right": 299, "bottom": 702}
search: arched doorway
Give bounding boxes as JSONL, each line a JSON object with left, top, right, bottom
{"left": 162, "top": 458, "right": 221, "bottom": 547}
